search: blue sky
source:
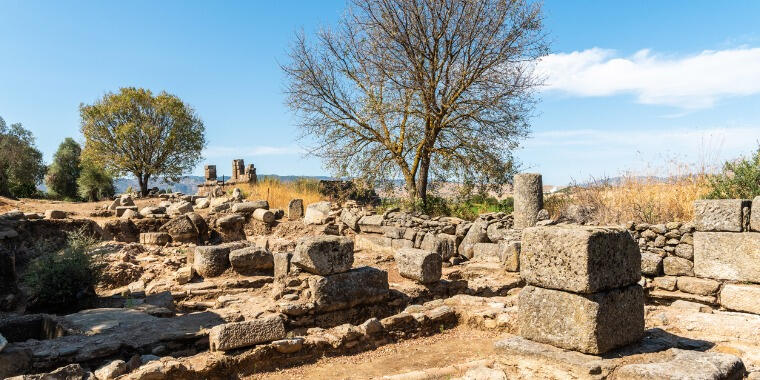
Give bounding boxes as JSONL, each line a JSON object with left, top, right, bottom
{"left": 1, "top": 1, "right": 759, "bottom": 186}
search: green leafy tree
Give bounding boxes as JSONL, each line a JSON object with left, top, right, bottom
{"left": 707, "top": 145, "right": 760, "bottom": 199}
{"left": 45, "top": 138, "right": 82, "bottom": 199}
{"left": 0, "top": 116, "right": 46, "bottom": 198}
{"left": 79, "top": 87, "right": 206, "bottom": 196}
{"left": 77, "top": 158, "right": 115, "bottom": 201}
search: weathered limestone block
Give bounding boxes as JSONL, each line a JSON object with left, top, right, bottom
{"left": 303, "top": 201, "right": 331, "bottom": 225}
{"left": 420, "top": 233, "right": 458, "bottom": 261}
{"left": 231, "top": 200, "right": 269, "bottom": 214}
{"left": 674, "top": 243, "right": 693, "bottom": 260}
{"left": 139, "top": 206, "right": 165, "bottom": 217}
{"left": 694, "top": 199, "right": 750, "bottom": 232}
{"left": 193, "top": 245, "right": 232, "bottom": 278}
{"left": 676, "top": 276, "right": 720, "bottom": 296}
{"left": 340, "top": 209, "right": 360, "bottom": 231}
{"left": 167, "top": 201, "right": 192, "bottom": 216}
{"left": 291, "top": 236, "right": 354, "bottom": 275}
{"left": 520, "top": 226, "right": 641, "bottom": 293}
{"left": 139, "top": 232, "right": 171, "bottom": 246}
{"left": 640, "top": 251, "right": 663, "bottom": 276}
{"left": 500, "top": 241, "right": 520, "bottom": 272}
{"left": 94, "top": 359, "right": 127, "bottom": 380}
{"left": 120, "top": 208, "right": 140, "bottom": 220}
{"left": 472, "top": 242, "right": 500, "bottom": 261}
{"left": 114, "top": 206, "right": 138, "bottom": 217}
{"left": 394, "top": 248, "right": 442, "bottom": 284}
{"left": 459, "top": 219, "right": 489, "bottom": 259}
{"left": 209, "top": 316, "right": 286, "bottom": 351}
{"left": 229, "top": 247, "right": 273, "bottom": 274}
{"left": 252, "top": 208, "right": 275, "bottom": 224}
{"left": 215, "top": 213, "right": 245, "bottom": 242}
{"left": 518, "top": 284, "right": 644, "bottom": 354}
{"left": 358, "top": 214, "right": 384, "bottom": 234}
{"left": 614, "top": 349, "right": 745, "bottom": 380}
{"left": 720, "top": 284, "right": 760, "bottom": 314}
{"left": 159, "top": 215, "right": 199, "bottom": 244}
{"left": 308, "top": 266, "right": 389, "bottom": 312}
{"left": 693, "top": 232, "right": 760, "bottom": 282}
{"left": 652, "top": 276, "right": 677, "bottom": 291}
{"left": 752, "top": 196, "right": 760, "bottom": 232}
{"left": 287, "top": 199, "right": 304, "bottom": 220}
{"left": 273, "top": 252, "right": 292, "bottom": 279}
{"left": 662, "top": 256, "right": 694, "bottom": 276}
{"left": 513, "top": 173, "right": 543, "bottom": 229}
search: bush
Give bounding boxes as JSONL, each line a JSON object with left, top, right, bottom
{"left": 23, "top": 231, "right": 104, "bottom": 313}
{"left": 706, "top": 146, "right": 760, "bottom": 199}
{"left": 379, "top": 194, "right": 514, "bottom": 220}
{"left": 77, "top": 160, "right": 115, "bottom": 201}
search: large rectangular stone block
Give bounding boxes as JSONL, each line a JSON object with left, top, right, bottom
{"left": 209, "top": 315, "right": 285, "bottom": 351}
{"left": 694, "top": 232, "right": 760, "bottom": 282}
{"left": 518, "top": 285, "right": 644, "bottom": 354}
{"left": 693, "top": 199, "right": 750, "bottom": 232}
{"left": 520, "top": 226, "right": 641, "bottom": 293}
{"left": 308, "top": 266, "right": 389, "bottom": 312}
{"left": 291, "top": 236, "right": 354, "bottom": 275}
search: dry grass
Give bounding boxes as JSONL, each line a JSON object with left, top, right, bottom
{"left": 235, "top": 177, "right": 324, "bottom": 210}
{"left": 546, "top": 170, "right": 711, "bottom": 224}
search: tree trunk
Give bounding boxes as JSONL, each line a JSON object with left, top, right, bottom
{"left": 403, "top": 173, "right": 418, "bottom": 208}
{"left": 137, "top": 173, "right": 150, "bottom": 196}
{"left": 416, "top": 149, "right": 432, "bottom": 206}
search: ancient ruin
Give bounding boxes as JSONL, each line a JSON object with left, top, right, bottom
{"left": 197, "top": 159, "right": 257, "bottom": 197}
{"left": 0, "top": 177, "right": 758, "bottom": 379}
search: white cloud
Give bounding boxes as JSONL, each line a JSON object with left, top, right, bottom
{"left": 204, "top": 145, "right": 303, "bottom": 158}
{"left": 537, "top": 47, "right": 760, "bottom": 109}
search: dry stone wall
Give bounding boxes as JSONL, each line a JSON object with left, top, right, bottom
{"left": 636, "top": 198, "right": 760, "bottom": 314}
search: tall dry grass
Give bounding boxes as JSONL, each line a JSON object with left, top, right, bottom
{"left": 546, "top": 158, "right": 713, "bottom": 224}
{"left": 235, "top": 177, "right": 324, "bottom": 210}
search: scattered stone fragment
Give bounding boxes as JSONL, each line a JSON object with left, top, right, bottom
{"left": 209, "top": 315, "right": 286, "bottom": 351}
{"left": 271, "top": 338, "right": 304, "bottom": 354}
{"left": 231, "top": 200, "right": 269, "bottom": 214}
{"left": 139, "top": 232, "right": 171, "bottom": 245}
{"left": 304, "top": 201, "right": 331, "bottom": 225}
{"left": 394, "top": 248, "right": 442, "bottom": 284}
{"left": 44, "top": 209, "right": 66, "bottom": 219}
{"left": 288, "top": 198, "right": 304, "bottom": 219}
{"left": 94, "top": 359, "right": 127, "bottom": 380}
{"left": 159, "top": 215, "right": 199, "bottom": 244}
{"left": 613, "top": 349, "right": 745, "bottom": 380}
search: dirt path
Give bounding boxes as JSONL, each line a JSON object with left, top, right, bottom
{"left": 250, "top": 327, "right": 501, "bottom": 380}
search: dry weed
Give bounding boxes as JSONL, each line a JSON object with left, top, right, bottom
{"left": 236, "top": 177, "right": 324, "bottom": 210}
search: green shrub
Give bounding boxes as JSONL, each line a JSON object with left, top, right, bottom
{"left": 706, "top": 146, "right": 760, "bottom": 199}
{"left": 23, "top": 231, "right": 104, "bottom": 313}
{"left": 77, "top": 159, "right": 115, "bottom": 201}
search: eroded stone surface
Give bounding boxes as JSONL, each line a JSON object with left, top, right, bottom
{"left": 518, "top": 284, "right": 644, "bottom": 354}
{"left": 614, "top": 349, "right": 745, "bottom": 380}
{"left": 209, "top": 315, "right": 285, "bottom": 351}
{"left": 694, "top": 199, "right": 749, "bottom": 232}
{"left": 292, "top": 236, "right": 354, "bottom": 276}
{"left": 694, "top": 232, "right": 760, "bottom": 282}
{"left": 308, "top": 266, "right": 389, "bottom": 312}
{"left": 520, "top": 226, "right": 641, "bottom": 293}
{"left": 720, "top": 284, "right": 760, "bottom": 314}
{"left": 394, "top": 248, "right": 442, "bottom": 284}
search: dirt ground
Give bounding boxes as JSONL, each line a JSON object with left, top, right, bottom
{"left": 250, "top": 326, "right": 501, "bottom": 380}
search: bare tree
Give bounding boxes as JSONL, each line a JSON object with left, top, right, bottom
{"left": 284, "top": 0, "right": 547, "bottom": 205}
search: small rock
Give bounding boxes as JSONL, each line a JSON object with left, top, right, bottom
{"left": 271, "top": 338, "right": 304, "bottom": 354}
{"left": 94, "top": 359, "right": 127, "bottom": 380}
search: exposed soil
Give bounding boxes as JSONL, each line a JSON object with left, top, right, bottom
{"left": 250, "top": 326, "right": 501, "bottom": 380}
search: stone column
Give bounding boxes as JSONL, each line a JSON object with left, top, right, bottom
{"left": 513, "top": 173, "right": 543, "bottom": 229}
{"left": 204, "top": 165, "right": 217, "bottom": 182}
